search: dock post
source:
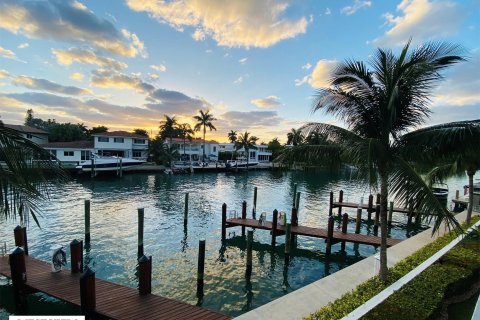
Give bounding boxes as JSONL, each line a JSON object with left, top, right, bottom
{"left": 138, "top": 208, "right": 144, "bottom": 257}
{"left": 455, "top": 190, "right": 459, "bottom": 199}
{"left": 242, "top": 201, "right": 247, "bottom": 236}
{"left": 197, "top": 239, "right": 206, "bottom": 297}
{"left": 272, "top": 209, "right": 278, "bottom": 247}
{"left": 9, "top": 247, "right": 27, "bottom": 314}
{"left": 138, "top": 255, "right": 152, "bottom": 295}
{"left": 292, "top": 183, "right": 297, "bottom": 207}
{"left": 90, "top": 158, "right": 95, "bottom": 178}
{"left": 14, "top": 226, "right": 28, "bottom": 256}
{"left": 329, "top": 191, "right": 334, "bottom": 216}
{"left": 326, "top": 215, "right": 334, "bottom": 255}
{"left": 388, "top": 201, "right": 394, "bottom": 226}
{"left": 291, "top": 207, "right": 298, "bottom": 242}
{"left": 295, "top": 192, "right": 301, "bottom": 213}
{"left": 285, "top": 222, "right": 292, "bottom": 263}
{"left": 407, "top": 203, "right": 413, "bottom": 224}
{"left": 355, "top": 208, "right": 362, "bottom": 234}
{"left": 119, "top": 158, "right": 123, "bottom": 177}
{"left": 374, "top": 204, "right": 380, "bottom": 226}
{"left": 184, "top": 192, "right": 189, "bottom": 227}
{"left": 246, "top": 230, "right": 253, "bottom": 278}
{"left": 252, "top": 187, "right": 257, "bottom": 218}
{"left": 341, "top": 213, "right": 348, "bottom": 251}
{"left": 70, "top": 239, "right": 83, "bottom": 273}
{"left": 338, "top": 190, "right": 344, "bottom": 216}
{"left": 80, "top": 267, "right": 96, "bottom": 317}
{"left": 376, "top": 193, "right": 381, "bottom": 206}
{"left": 367, "top": 195, "right": 373, "bottom": 220}
{"left": 221, "top": 203, "right": 227, "bottom": 241}
{"left": 84, "top": 200, "right": 91, "bottom": 245}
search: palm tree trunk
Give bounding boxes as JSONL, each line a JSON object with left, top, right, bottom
{"left": 203, "top": 126, "right": 206, "bottom": 162}
{"left": 467, "top": 169, "right": 475, "bottom": 224}
{"left": 379, "top": 168, "right": 389, "bottom": 282}
{"left": 183, "top": 135, "right": 186, "bottom": 159}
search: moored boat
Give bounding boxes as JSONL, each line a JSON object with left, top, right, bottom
{"left": 432, "top": 183, "right": 449, "bottom": 200}
{"left": 225, "top": 158, "right": 259, "bottom": 170}
{"left": 76, "top": 154, "right": 145, "bottom": 172}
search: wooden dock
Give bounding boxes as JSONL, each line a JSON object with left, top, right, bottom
{"left": 0, "top": 255, "right": 230, "bottom": 320}
{"left": 225, "top": 218, "right": 401, "bottom": 247}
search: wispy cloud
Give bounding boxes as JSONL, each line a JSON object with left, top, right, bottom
{"left": 325, "top": 8, "right": 331, "bottom": 15}
{"left": 90, "top": 69, "right": 154, "bottom": 93}
{"left": 341, "top": 0, "right": 372, "bottom": 16}
{"left": 12, "top": 75, "right": 93, "bottom": 96}
{"left": 295, "top": 59, "right": 337, "bottom": 88}
{"left": 302, "top": 62, "right": 312, "bottom": 70}
{"left": 17, "top": 42, "right": 29, "bottom": 49}
{"left": 150, "top": 64, "right": 167, "bottom": 72}
{"left": 239, "top": 57, "right": 248, "bottom": 64}
{"left": 70, "top": 72, "right": 84, "bottom": 81}
{"left": 52, "top": 48, "right": 128, "bottom": 70}
{"left": 0, "top": 46, "right": 17, "bottom": 60}
{"left": 251, "top": 96, "right": 281, "bottom": 109}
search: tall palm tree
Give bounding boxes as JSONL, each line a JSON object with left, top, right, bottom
{"left": 0, "top": 121, "right": 67, "bottom": 226}
{"left": 279, "top": 41, "right": 465, "bottom": 282}
{"left": 178, "top": 123, "right": 194, "bottom": 160}
{"left": 287, "top": 128, "right": 304, "bottom": 146}
{"left": 158, "top": 115, "right": 178, "bottom": 145}
{"left": 193, "top": 110, "right": 216, "bottom": 161}
{"left": 235, "top": 131, "right": 258, "bottom": 168}
{"left": 227, "top": 130, "right": 237, "bottom": 160}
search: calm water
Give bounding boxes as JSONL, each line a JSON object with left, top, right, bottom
{"left": 0, "top": 169, "right": 472, "bottom": 317}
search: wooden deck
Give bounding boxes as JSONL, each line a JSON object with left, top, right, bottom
{"left": 332, "top": 201, "right": 412, "bottom": 214}
{"left": 0, "top": 255, "right": 230, "bottom": 320}
{"left": 226, "top": 218, "right": 402, "bottom": 247}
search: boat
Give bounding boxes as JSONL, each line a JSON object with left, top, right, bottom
{"left": 225, "top": 158, "right": 259, "bottom": 170}
{"left": 432, "top": 183, "right": 449, "bottom": 199}
{"left": 76, "top": 154, "right": 145, "bottom": 172}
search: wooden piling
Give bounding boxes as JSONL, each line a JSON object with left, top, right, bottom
{"left": 197, "top": 239, "right": 206, "bottom": 296}
{"left": 374, "top": 204, "right": 380, "bottom": 226}
{"left": 90, "top": 158, "right": 95, "bottom": 178}
{"left": 253, "top": 187, "right": 257, "bottom": 218}
{"left": 329, "top": 191, "right": 334, "bottom": 216}
{"left": 246, "top": 230, "right": 253, "bottom": 278}
{"left": 221, "top": 203, "right": 227, "bottom": 241}
{"left": 272, "top": 209, "right": 278, "bottom": 247}
{"left": 80, "top": 267, "right": 96, "bottom": 316}
{"left": 85, "top": 200, "right": 91, "bottom": 244}
{"left": 70, "top": 239, "right": 83, "bottom": 273}
{"left": 9, "top": 247, "right": 27, "bottom": 314}
{"left": 455, "top": 190, "right": 460, "bottom": 199}
{"left": 119, "top": 158, "right": 123, "bottom": 177}
{"left": 14, "top": 226, "right": 28, "bottom": 256}
{"left": 291, "top": 207, "right": 298, "bottom": 227}
{"left": 295, "top": 192, "right": 301, "bottom": 213}
{"left": 355, "top": 208, "right": 362, "bottom": 234}
{"left": 341, "top": 213, "right": 348, "bottom": 251}
{"left": 242, "top": 201, "right": 247, "bottom": 236}
{"left": 138, "top": 255, "right": 152, "bottom": 295}
{"left": 184, "top": 193, "right": 189, "bottom": 226}
{"left": 367, "top": 194, "right": 373, "bottom": 220}
{"left": 138, "top": 208, "right": 144, "bottom": 257}
{"left": 285, "top": 223, "right": 292, "bottom": 259}
{"left": 388, "top": 201, "right": 394, "bottom": 226}
{"left": 326, "top": 215, "right": 334, "bottom": 255}
{"left": 338, "top": 190, "right": 344, "bottom": 216}
{"left": 376, "top": 193, "right": 381, "bottom": 205}
{"left": 292, "top": 183, "right": 298, "bottom": 207}
{"left": 407, "top": 203, "right": 413, "bottom": 224}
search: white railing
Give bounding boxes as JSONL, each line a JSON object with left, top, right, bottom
{"left": 342, "top": 219, "right": 480, "bottom": 320}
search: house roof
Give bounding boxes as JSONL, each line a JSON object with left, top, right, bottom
{"left": 92, "top": 131, "right": 148, "bottom": 139}
{"left": 4, "top": 124, "right": 48, "bottom": 134}
{"left": 41, "top": 140, "right": 94, "bottom": 149}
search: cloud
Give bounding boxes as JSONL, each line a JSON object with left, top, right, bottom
{"left": 239, "top": 58, "right": 248, "bottom": 64}
{"left": 0, "top": 0, "right": 146, "bottom": 57}
{"left": 146, "top": 89, "right": 211, "bottom": 115}
{"left": 234, "top": 76, "right": 244, "bottom": 84}
{"left": 70, "top": 72, "right": 84, "bottom": 81}
{"left": 52, "top": 48, "right": 128, "bottom": 70}
{"left": 17, "top": 42, "right": 29, "bottom": 49}
{"left": 0, "top": 46, "right": 17, "bottom": 60}
{"left": 150, "top": 64, "right": 166, "bottom": 72}
{"left": 90, "top": 69, "right": 155, "bottom": 93}
{"left": 341, "top": 0, "right": 372, "bottom": 15}
{"left": 295, "top": 59, "right": 337, "bottom": 88}
{"left": 373, "top": 0, "right": 464, "bottom": 46}
{"left": 302, "top": 62, "right": 312, "bottom": 70}
{"left": 219, "top": 110, "right": 284, "bottom": 129}
{"left": 251, "top": 96, "right": 281, "bottom": 109}
{"left": 11, "top": 75, "right": 92, "bottom": 95}
{"left": 325, "top": 8, "right": 331, "bottom": 15}
{"left": 126, "top": 0, "right": 308, "bottom": 48}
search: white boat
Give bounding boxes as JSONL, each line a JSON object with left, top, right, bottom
{"left": 225, "top": 159, "right": 259, "bottom": 170}
{"left": 76, "top": 154, "right": 145, "bottom": 172}
{"left": 432, "top": 183, "right": 449, "bottom": 199}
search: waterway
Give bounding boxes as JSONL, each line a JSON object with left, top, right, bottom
{"left": 0, "top": 169, "right": 471, "bottom": 317}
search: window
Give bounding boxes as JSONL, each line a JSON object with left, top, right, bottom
{"left": 98, "top": 137, "right": 109, "bottom": 142}
{"left": 213, "top": 146, "right": 216, "bottom": 152}
{"left": 27, "top": 134, "right": 32, "bottom": 139}
{"left": 133, "top": 139, "right": 146, "bottom": 144}
{"left": 250, "top": 151, "right": 256, "bottom": 159}
{"left": 81, "top": 150, "right": 91, "bottom": 161}
{"left": 133, "top": 150, "right": 142, "bottom": 158}
{"left": 64, "top": 151, "right": 74, "bottom": 157}
{"left": 114, "top": 138, "right": 124, "bottom": 143}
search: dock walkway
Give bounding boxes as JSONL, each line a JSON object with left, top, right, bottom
{"left": 0, "top": 255, "right": 230, "bottom": 320}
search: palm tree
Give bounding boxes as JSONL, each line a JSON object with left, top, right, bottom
{"left": 235, "top": 131, "right": 258, "bottom": 168}
{"left": 279, "top": 41, "right": 465, "bottom": 282}
{"left": 178, "top": 123, "right": 194, "bottom": 160}
{"left": 227, "top": 130, "right": 237, "bottom": 143}
{"left": 0, "top": 121, "right": 67, "bottom": 226}
{"left": 287, "top": 128, "right": 304, "bottom": 146}
{"left": 193, "top": 110, "right": 216, "bottom": 161}
{"left": 158, "top": 115, "right": 178, "bottom": 145}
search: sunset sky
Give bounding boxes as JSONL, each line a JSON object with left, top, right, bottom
{"left": 0, "top": 0, "right": 478, "bottom": 143}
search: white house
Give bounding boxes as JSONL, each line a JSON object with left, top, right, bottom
{"left": 41, "top": 140, "right": 94, "bottom": 165}
{"left": 92, "top": 131, "right": 149, "bottom": 160}
{"left": 165, "top": 138, "right": 219, "bottom": 161}
{"left": 218, "top": 143, "right": 272, "bottom": 162}
{"left": 4, "top": 124, "right": 49, "bottom": 144}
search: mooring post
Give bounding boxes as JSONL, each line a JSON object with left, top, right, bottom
{"left": 119, "top": 158, "right": 123, "bottom": 177}
{"left": 455, "top": 190, "right": 459, "bottom": 199}
{"left": 285, "top": 222, "right": 292, "bottom": 262}
{"left": 138, "top": 255, "right": 152, "bottom": 295}
{"left": 388, "top": 201, "right": 394, "bottom": 226}
{"left": 374, "top": 204, "right": 380, "bottom": 226}
{"left": 90, "top": 158, "right": 95, "bottom": 178}
{"left": 14, "top": 226, "right": 28, "bottom": 256}
{"left": 326, "top": 215, "right": 334, "bottom": 255}
{"left": 367, "top": 194, "right": 373, "bottom": 220}
{"left": 138, "top": 208, "right": 144, "bottom": 257}
{"left": 85, "top": 200, "right": 91, "bottom": 244}
{"left": 292, "top": 183, "right": 298, "bottom": 207}
{"left": 329, "top": 191, "right": 334, "bottom": 216}
{"left": 80, "top": 267, "right": 96, "bottom": 317}
{"left": 355, "top": 207, "right": 362, "bottom": 234}
{"left": 9, "top": 247, "right": 27, "bottom": 314}
{"left": 70, "top": 239, "right": 83, "bottom": 273}
{"left": 184, "top": 192, "right": 189, "bottom": 226}
{"left": 242, "top": 201, "right": 247, "bottom": 236}
{"left": 252, "top": 187, "right": 258, "bottom": 218}
{"left": 221, "top": 203, "right": 227, "bottom": 241}
{"left": 376, "top": 193, "right": 381, "bottom": 205}
{"left": 272, "top": 209, "right": 278, "bottom": 247}
{"left": 197, "top": 239, "right": 206, "bottom": 297}
{"left": 408, "top": 203, "right": 413, "bottom": 224}
{"left": 341, "top": 213, "right": 348, "bottom": 251}
{"left": 295, "top": 192, "right": 301, "bottom": 214}
{"left": 338, "top": 190, "right": 344, "bottom": 216}
{"left": 246, "top": 230, "right": 253, "bottom": 278}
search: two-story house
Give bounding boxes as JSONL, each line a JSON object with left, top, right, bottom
{"left": 92, "top": 131, "right": 148, "bottom": 160}
{"left": 4, "top": 124, "right": 49, "bottom": 144}
{"left": 218, "top": 143, "right": 272, "bottom": 163}
{"left": 165, "top": 138, "right": 219, "bottom": 161}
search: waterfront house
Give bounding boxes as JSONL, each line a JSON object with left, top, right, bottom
{"left": 4, "top": 124, "right": 49, "bottom": 144}
{"left": 218, "top": 143, "right": 272, "bottom": 163}
{"left": 165, "top": 137, "right": 219, "bottom": 161}
{"left": 41, "top": 140, "right": 94, "bottom": 165}
{"left": 92, "top": 131, "right": 148, "bottom": 160}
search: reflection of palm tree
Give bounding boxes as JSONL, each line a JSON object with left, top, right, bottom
{"left": 178, "top": 123, "right": 194, "bottom": 160}
{"left": 235, "top": 131, "right": 258, "bottom": 168}
{"left": 287, "top": 128, "right": 303, "bottom": 146}
{"left": 193, "top": 110, "right": 216, "bottom": 161}
{"left": 279, "top": 41, "right": 465, "bottom": 282}
{"left": 0, "top": 121, "right": 67, "bottom": 225}
{"left": 227, "top": 130, "right": 237, "bottom": 160}
{"left": 159, "top": 115, "right": 178, "bottom": 145}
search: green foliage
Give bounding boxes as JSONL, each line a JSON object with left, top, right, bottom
{"left": 267, "top": 138, "right": 283, "bottom": 160}
{"left": 133, "top": 128, "right": 149, "bottom": 137}
{"left": 148, "top": 136, "right": 179, "bottom": 166}
{"left": 88, "top": 125, "right": 108, "bottom": 137}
